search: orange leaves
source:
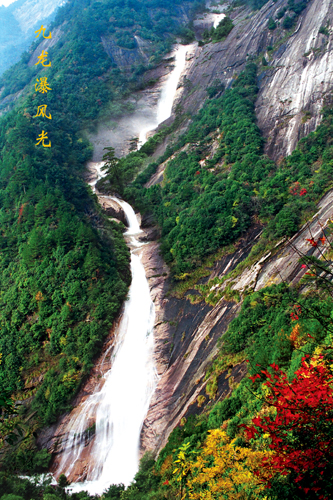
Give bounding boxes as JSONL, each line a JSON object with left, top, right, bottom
{"left": 289, "top": 324, "right": 302, "bottom": 348}
{"left": 18, "top": 202, "right": 27, "bottom": 223}
{"left": 35, "top": 291, "right": 44, "bottom": 302}
{"left": 306, "top": 236, "right": 326, "bottom": 247}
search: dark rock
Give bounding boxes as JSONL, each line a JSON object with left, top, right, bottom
{"left": 140, "top": 212, "right": 155, "bottom": 228}
{"left": 138, "top": 227, "right": 160, "bottom": 242}
{"left": 100, "top": 200, "right": 128, "bottom": 226}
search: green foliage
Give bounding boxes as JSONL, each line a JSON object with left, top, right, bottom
{"left": 206, "top": 79, "right": 225, "bottom": 98}
{"left": 222, "top": 283, "right": 296, "bottom": 359}
{"left": 0, "top": 103, "right": 131, "bottom": 426}
{"left": 0, "top": 0, "right": 204, "bottom": 470}
{"left": 267, "top": 17, "right": 277, "bottom": 30}
{"left": 319, "top": 25, "right": 330, "bottom": 36}
{"left": 276, "top": 7, "right": 287, "bottom": 19}
{"left": 211, "top": 17, "right": 234, "bottom": 42}
{"left": 101, "top": 147, "right": 124, "bottom": 195}
{"left": 208, "top": 396, "right": 242, "bottom": 428}
{"left": 157, "top": 415, "right": 207, "bottom": 471}
{"left": 282, "top": 15, "right": 295, "bottom": 29}
{"left": 128, "top": 63, "right": 333, "bottom": 276}
{"left": 0, "top": 0, "right": 201, "bottom": 117}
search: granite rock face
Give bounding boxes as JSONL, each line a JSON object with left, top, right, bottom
{"left": 139, "top": 190, "right": 333, "bottom": 455}
{"left": 0, "top": 0, "right": 66, "bottom": 76}
{"left": 256, "top": 0, "right": 333, "bottom": 160}
{"left": 176, "top": 0, "right": 333, "bottom": 160}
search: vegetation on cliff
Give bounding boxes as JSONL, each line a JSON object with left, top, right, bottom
{"left": 95, "top": 58, "right": 333, "bottom": 500}
{"left": 0, "top": 0, "right": 202, "bottom": 472}
{"left": 125, "top": 64, "right": 332, "bottom": 278}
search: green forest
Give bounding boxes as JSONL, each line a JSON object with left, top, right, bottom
{"left": 0, "top": 0, "right": 332, "bottom": 498}
{"left": 0, "top": 0, "right": 202, "bottom": 474}
{"left": 122, "top": 64, "right": 331, "bottom": 276}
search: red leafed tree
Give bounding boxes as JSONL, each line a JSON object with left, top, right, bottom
{"left": 243, "top": 357, "right": 333, "bottom": 497}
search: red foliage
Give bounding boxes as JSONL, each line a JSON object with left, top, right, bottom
{"left": 242, "top": 358, "right": 333, "bottom": 495}
{"left": 289, "top": 183, "right": 307, "bottom": 196}
{"left": 307, "top": 238, "right": 318, "bottom": 247}
{"left": 290, "top": 305, "right": 301, "bottom": 321}
{"left": 289, "top": 182, "right": 301, "bottom": 195}
{"left": 195, "top": 171, "right": 200, "bottom": 176}
{"left": 306, "top": 236, "right": 326, "bottom": 248}
{"left": 18, "top": 203, "right": 27, "bottom": 223}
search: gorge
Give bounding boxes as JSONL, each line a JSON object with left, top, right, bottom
{"left": 47, "top": 41, "right": 197, "bottom": 491}
{"left": 1, "top": 0, "right": 333, "bottom": 498}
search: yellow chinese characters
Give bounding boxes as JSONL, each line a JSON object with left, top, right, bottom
{"left": 35, "top": 25, "right": 52, "bottom": 39}
{"left": 35, "top": 77, "right": 52, "bottom": 93}
{"left": 36, "top": 130, "right": 51, "bottom": 148}
{"left": 35, "top": 50, "right": 51, "bottom": 67}
{"left": 34, "top": 105, "right": 52, "bottom": 120}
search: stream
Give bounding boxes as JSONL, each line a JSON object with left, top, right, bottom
{"left": 55, "top": 43, "right": 192, "bottom": 495}
{"left": 58, "top": 177, "right": 157, "bottom": 494}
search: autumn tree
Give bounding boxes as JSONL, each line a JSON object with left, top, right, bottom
{"left": 243, "top": 357, "right": 333, "bottom": 497}
{"left": 185, "top": 429, "right": 271, "bottom": 499}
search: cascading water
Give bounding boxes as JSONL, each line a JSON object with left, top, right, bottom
{"left": 56, "top": 43, "right": 190, "bottom": 495}
{"left": 138, "top": 44, "right": 190, "bottom": 146}
{"left": 56, "top": 168, "right": 157, "bottom": 495}
{"left": 213, "top": 13, "right": 225, "bottom": 28}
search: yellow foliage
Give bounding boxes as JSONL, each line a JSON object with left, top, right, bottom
{"left": 187, "top": 429, "right": 272, "bottom": 499}
{"left": 35, "top": 291, "right": 44, "bottom": 302}
{"left": 160, "top": 454, "right": 173, "bottom": 475}
{"left": 62, "top": 370, "right": 80, "bottom": 388}
{"left": 197, "top": 395, "right": 206, "bottom": 408}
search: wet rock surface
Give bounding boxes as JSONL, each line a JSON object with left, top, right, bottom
{"left": 139, "top": 224, "right": 263, "bottom": 455}
{"left": 38, "top": 319, "right": 120, "bottom": 480}
{"left": 99, "top": 197, "right": 128, "bottom": 227}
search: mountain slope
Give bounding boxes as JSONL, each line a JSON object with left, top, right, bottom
{"left": 0, "top": 0, "right": 201, "bottom": 471}
{"left": 0, "top": 0, "right": 66, "bottom": 76}
{"left": 176, "top": 0, "right": 332, "bottom": 160}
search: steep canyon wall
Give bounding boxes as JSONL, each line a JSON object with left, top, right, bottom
{"left": 177, "top": 0, "right": 333, "bottom": 161}
{"left": 40, "top": 0, "right": 333, "bottom": 476}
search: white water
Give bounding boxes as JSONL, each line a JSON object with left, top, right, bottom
{"left": 56, "top": 41, "right": 189, "bottom": 496}
{"left": 57, "top": 169, "right": 157, "bottom": 495}
{"left": 213, "top": 13, "right": 225, "bottom": 28}
{"left": 138, "top": 44, "right": 190, "bottom": 146}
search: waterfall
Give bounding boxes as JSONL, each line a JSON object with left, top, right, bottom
{"left": 213, "top": 13, "right": 225, "bottom": 28}
{"left": 57, "top": 173, "right": 157, "bottom": 495}
{"left": 56, "top": 43, "right": 190, "bottom": 495}
{"left": 138, "top": 44, "right": 190, "bottom": 146}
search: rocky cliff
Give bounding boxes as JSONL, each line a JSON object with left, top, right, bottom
{"left": 175, "top": 0, "right": 333, "bottom": 161}
{"left": 35, "top": 0, "right": 333, "bottom": 478}
{"left": 0, "top": 0, "right": 66, "bottom": 76}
